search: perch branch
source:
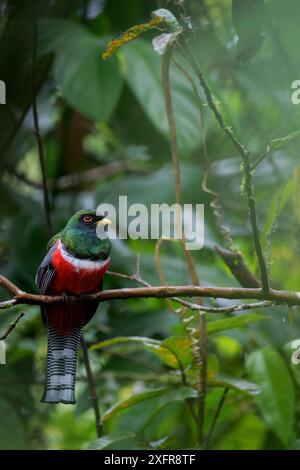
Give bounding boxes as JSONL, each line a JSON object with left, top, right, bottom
{"left": 2, "top": 275, "right": 299, "bottom": 309}
{"left": 107, "top": 271, "right": 272, "bottom": 313}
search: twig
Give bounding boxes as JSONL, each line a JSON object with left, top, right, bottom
{"left": 251, "top": 150, "right": 270, "bottom": 170}
{"left": 107, "top": 271, "right": 272, "bottom": 313}
{"left": 31, "top": 2, "right": 52, "bottom": 237}
{"left": 204, "top": 388, "right": 229, "bottom": 449}
{"left": 177, "top": 39, "right": 270, "bottom": 293}
{"left": 80, "top": 336, "right": 103, "bottom": 438}
{"left": 4, "top": 160, "right": 146, "bottom": 192}
{"left": 215, "top": 246, "right": 261, "bottom": 288}
{"left": 0, "top": 312, "right": 25, "bottom": 340}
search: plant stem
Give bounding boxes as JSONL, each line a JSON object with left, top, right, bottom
{"left": 162, "top": 45, "right": 207, "bottom": 446}
{"left": 80, "top": 336, "right": 103, "bottom": 438}
{"left": 205, "top": 388, "right": 229, "bottom": 448}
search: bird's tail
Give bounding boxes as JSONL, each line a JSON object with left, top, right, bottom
{"left": 41, "top": 324, "right": 82, "bottom": 404}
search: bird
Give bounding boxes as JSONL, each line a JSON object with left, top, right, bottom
{"left": 35, "top": 210, "right": 111, "bottom": 404}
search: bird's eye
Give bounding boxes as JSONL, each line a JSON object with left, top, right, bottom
{"left": 83, "top": 215, "right": 93, "bottom": 223}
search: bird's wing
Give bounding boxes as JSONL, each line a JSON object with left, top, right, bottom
{"left": 35, "top": 243, "right": 57, "bottom": 294}
{"left": 47, "top": 231, "right": 62, "bottom": 251}
{"left": 82, "top": 278, "right": 104, "bottom": 326}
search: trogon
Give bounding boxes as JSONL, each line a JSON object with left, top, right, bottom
{"left": 35, "top": 210, "right": 111, "bottom": 404}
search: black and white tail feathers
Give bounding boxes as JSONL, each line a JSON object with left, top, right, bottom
{"left": 41, "top": 323, "right": 82, "bottom": 404}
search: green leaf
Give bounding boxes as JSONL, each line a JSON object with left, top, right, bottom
{"left": 246, "top": 347, "right": 295, "bottom": 446}
{"left": 91, "top": 335, "right": 193, "bottom": 370}
{"left": 88, "top": 432, "right": 137, "bottom": 450}
{"left": 102, "top": 386, "right": 197, "bottom": 422}
{"left": 266, "top": 130, "right": 300, "bottom": 153}
{"left": 123, "top": 39, "right": 201, "bottom": 156}
{"left": 209, "top": 375, "right": 259, "bottom": 397}
{"left": 147, "top": 336, "right": 193, "bottom": 369}
{"left": 262, "top": 181, "right": 292, "bottom": 250}
{"left": 90, "top": 336, "right": 159, "bottom": 351}
{"left": 38, "top": 19, "right": 123, "bottom": 121}
{"left": 207, "top": 313, "right": 268, "bottom": 334}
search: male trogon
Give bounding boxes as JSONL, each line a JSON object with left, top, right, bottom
{"left": 35, "top": 210, "right": 111, "bottom": 404}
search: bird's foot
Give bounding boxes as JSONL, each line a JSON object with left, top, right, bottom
{"left": 79, "top": 293, "right": 88, "bottom": 302}
{"left": 61, "top": 292, "right": 70, "bottom": 303}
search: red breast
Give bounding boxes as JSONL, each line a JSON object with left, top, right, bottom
{"left": 50, "top": 240, "right": 110, "bottom": 295}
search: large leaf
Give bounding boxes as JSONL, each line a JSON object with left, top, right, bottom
{"left": 207, "top": 313, "right": 268, "bottom": 334}
{"left": 91, "top": 335, "right": 193, "bottom": 370}
{"left": 209, "top": 375, "right": 259, "bottom": 397}
{"left": 38, "top": 19, "right": 123, "bottom": 121}
{"left": 246, "top": 347, "right": 295, "bottom": 446}
{"left": 147, "top": 336, "right": 193, "bottom": 369}
{"left": 90, "top": 336, "right": 159, "bottom": 351}
{"left": 102, "top": 386, "right": 197, "bottom": 422}
{"left": 123, "top": 39, "right": 201, "bottom": 156}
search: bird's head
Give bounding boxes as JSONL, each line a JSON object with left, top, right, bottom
{"left": 61, "top": 210, "right": 112, "bottom": 260}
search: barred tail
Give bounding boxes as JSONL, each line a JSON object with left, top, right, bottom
{"left": 41, "top": 325, "right": 82, "bottom": 404}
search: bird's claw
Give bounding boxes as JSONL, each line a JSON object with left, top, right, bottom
{"left": 62, "top": 292, "right": 70, "bottom": 303}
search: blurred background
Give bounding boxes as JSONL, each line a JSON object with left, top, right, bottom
{"left": 1, "top": 0, "right": 300, "bottom": 450}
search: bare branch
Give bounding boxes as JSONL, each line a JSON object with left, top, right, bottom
{"left": 1, "top": 274, "right": 298, "bottom": 310}
{"left": 0, "top": 275, "right": 23, "bottom": 297}
{"left": 0, "top": 312, "right": 25, "bottom": 340}
{"left": 215, "top": 246, "right": 261, "bottom": 288}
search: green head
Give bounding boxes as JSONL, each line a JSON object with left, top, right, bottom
{"left": 61, "top": 210, "right": 112, "bottom": 260}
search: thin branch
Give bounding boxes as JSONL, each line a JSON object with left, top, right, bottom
{"left": 53, "top": 161, "right": 147, "bottom": 191}
{"left": 0, "top": 275, "right": 23, "bottom": 297}
{"left": 204, "top": 388, "right": 229, "bottom": 449}
{"left": 177, "top": 39, "right": 270, "bottom": 293}
{"left": 107, "top": 271, "right": 272, "bottom": 313}
{"left": 80, "top": 336, "right": 103, "bottom": 438}
{"left": 0, "top": 299, "right": 18, "bottom": 310}
{"left": 31, "top": 3, "right": 52, "bottom": 237}
{"left": 0, "top": 312, "right": 25, "bottom": 340}
{"left": 215, "top": 246, "right": 261, "bottom": 288}
{"left": 4, "top": 160, "right": 146, "bottom": 192}
{"left": 251, "top": 150, "right": 270, "bottom": 170}
{"left": 175, "top": 299, "right": 274, "bottom": 314}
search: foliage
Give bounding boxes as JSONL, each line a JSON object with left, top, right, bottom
{"left": 1, "top": 0, "right": 300, "bottom": 451}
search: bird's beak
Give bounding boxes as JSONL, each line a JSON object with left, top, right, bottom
{"left": 97, "top": 218, "right": 112, "bottom": 226}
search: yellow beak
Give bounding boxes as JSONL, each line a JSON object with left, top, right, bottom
{"left": 97, "top": 218, "right": 112, "bottom": 226}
